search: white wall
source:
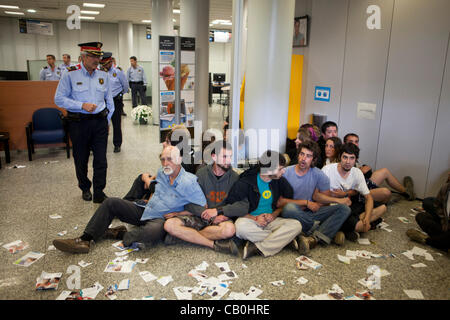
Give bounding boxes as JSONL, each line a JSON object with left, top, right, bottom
{"left": 209, "top": 41, "right": 232, "bottom": 83}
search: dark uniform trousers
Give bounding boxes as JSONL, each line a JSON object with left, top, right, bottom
{"left": 83, "top": 197, "right": 166, "bottom": 247}
{"left": 112, "top": 94, "right": 124, "bottom": 147}
{"left": 130, "top": 81, "right": 147, "bottom": 107}
{"left": 68, "top": 113, "right": 108, "bottom": 196}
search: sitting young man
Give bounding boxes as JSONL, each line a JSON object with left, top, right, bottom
{"left": 344, "top": 133, "right": 415, "bottom": 202}
{"left": 227, "top": 150, "right": 303, "bottom": 260}
{"left": 163, "top": 140, "right": 247, "bottom": 256}
{"left": 321, "top": 143, "right": 387, "bottom": 241}
{"left": 52, "top": 146, "right": 206, "bottom": 253}
{"left": 406, "top": 173, "right": 449, "bottom": 252}
{"left": 280, "top": 140, "right": 351, "bottom": 254}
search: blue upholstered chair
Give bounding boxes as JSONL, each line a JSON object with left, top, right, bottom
{"left": 25, "top": 108, "right": 70, "bottom": 161}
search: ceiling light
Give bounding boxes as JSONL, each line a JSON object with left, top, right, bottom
{"left": 0, "top": 5, "right": 19, "bottom": 9}
{"left": 142, "top": 20, "right": 152, "bottom": 23}
{"left": 5, "top": 11, "right": 24, "bottom": 15}
{"left": 173, "top": 19, "right": 176, "bottom": 22}
{"left": 173, "top": 9, "right": 180, "bottom": 14}
{"left": 27, "top": 9, "right": 36, "bottom": 13}
{"left": 79, "top": 16, "right": 95, "bottom": 20}
{"left": 80, "top": 10, "right": 99, "bottom": 15}
{"left": 83, "top": 3, "right": 105, "bottom": 8}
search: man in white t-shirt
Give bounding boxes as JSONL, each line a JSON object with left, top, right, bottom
{"left": 321, "top": 143, "right": 387, "bottom": 241}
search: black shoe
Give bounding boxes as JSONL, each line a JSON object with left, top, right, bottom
{"left": 213, "top": 239, "right": 239, "bottom": 256}
{"left": 243, "top": 241, "right": 262, "bottom": 260}
{"left": 114, "top": 146, "right": 121, "bottom": 153}
{"left": 103, "top": 225, "right": 128, "bottom": 240}
{"left": 370, "top": 218, "right": 383, "bottom": 230}
{"left": 122, "top": 111, "right": 127, "bottom": 116}
{"left": 82, "top": 190, "right": 92, "bottom": 201}
{"left": 345, "top": 231, "right": 360, "bottom": 242}
{"left": 93, "top": 193, "right": 108, "bottom": 204}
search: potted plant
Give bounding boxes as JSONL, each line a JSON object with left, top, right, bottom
{"left": 131, "top": 105, "right": 152, "bottom": 125}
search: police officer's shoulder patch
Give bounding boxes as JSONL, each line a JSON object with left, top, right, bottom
{"left": 99, "top": 78, "right": 104, "bottom": 85}
{"left": 67, "top": 66, "right": 78, "bottom": 72}
{"left": 117, "top": 66, "right": 122, "bottom": 71}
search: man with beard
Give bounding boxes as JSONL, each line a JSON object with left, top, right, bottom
{"left": 163, "top": 140, "right": 246, "bottom": 256}
{"left": 321, "top": 143, "right": 387, "bottom": 241}
{"left": 280, "top": 140, "right": 351, "bottom": 254}
{"left": 52, "top": 146, "right": 206, "bottom": 254}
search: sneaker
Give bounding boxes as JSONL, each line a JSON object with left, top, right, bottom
{"left": 403, "top": 176, "right": 416, "bottom": 201}
{"left": 213, "top": 239, "right": 239, "bottom": 256}
{"left": 53, "top": 238, "right": 90, "bottom": 254}
{"left": 242, "top": 241, "right": 262, "bottom": 260}
{"left": 406, "top": 229, "right": 428, "bottom": 244}
{"left": 93, "top": 193, "right": 108, "bottom": 204}
{"left": 103, "top": 225, "right": 127, "bottom": 240}
{"left": 297, "top": 235, "right": 317, "bottom": 255}
{"left": 345, "top": 231, "right": 360, "bottom": 242}
{"left": 333, "top": 231, "right": 345, "bottom": 246}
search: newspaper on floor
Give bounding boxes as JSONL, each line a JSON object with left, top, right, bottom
{"left": 13, "top": 251, "right": 45, "bottom": 267}
{"left": 404, "top": 289, "right": 424, "bottom": 299}
{"left": 357, "top": 238, "right": 371, "bottom": 245}
{"left": 195, "top": 261, "right": 209, "bottom": 271}
{"left": 218, "top": 271, "right": 238, "bottom": 282}
{"left": 139, "top": 271, "right": 157, "bottom": 282}
{"left": 208, "top": 282, "right": 229, "bottom": 300}
{"left": 78, "top": 260, "right": 92, "bottom": 268}
{"left": 57, "top": 231, "right": 67, "bottom": 237}
{"left": 105, "top": 284, "right": 118, "bottom": 300}
{"left": 295, "top": 256, "right": 322, "bottom": 270}
{"left": 327, "top": 284, "right": 345, "bottom": 300}
{"left": 337, "top": 254, "right": 351, "bottom": 264}
{"left": 118, "top": 279, "right": 130, "bottom": 291}
{"left": 104, "top": 260, "right": 136, "bottom": 273}
{"left": 298, "top": 293, "right": 316, "bottom": 300}
{"left": 157, "top": 275, "right": 173, "bottom": 286}
{"left": 398, "top": 217, "right": 410, "bottom": 224}
{"left": 173, "top": 286, "right": 194, "bottom": 300}
{"left": 56, "top": 290, "right": 88, "bottom": 300}
{"left": 215, "top": 262, "right": 231, "bottom": 273}
{"left": 270, "top": 280, "right": 285, "bottom": 287}
{"left": 295, "top": 277, "right": 309, "bottom": 285}
{"left": 135, "top": 258, "right": 149, "bottom": 264}
{"left": 3, "top": 240, "right": 29, "bottom": 254}
{"left": 49, "top": 214, "right": 62, "bottom": 219}
{"left": 35, "top": 272, "right": 62, "bottom": 290}
{"left": 227, "top": 286, "right": 263, "bottom": 301}
{"left": 80, "top": 282, "right": 104, "bottom": 299}
{"left": 412, "top": 263, "right": 427, "bottom": 268}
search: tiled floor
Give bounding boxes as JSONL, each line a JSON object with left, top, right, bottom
{"left": 0, "top": 101, "right": 448, "bottom": 300}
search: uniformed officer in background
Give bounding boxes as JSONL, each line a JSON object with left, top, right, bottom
{"left": 100, "top": 52, "right": 129, "bottom": 153}
{"left": 59, "top": 53, "right": 75, "bottom": 77}
{"left": 39, "top": 54, "right": 62, "bottom": 81}
{"left": 54, "top": 42, "right": 114, "bottom": 204}
{"left": 127, "top": 56, "right": 148, "bottom": 108}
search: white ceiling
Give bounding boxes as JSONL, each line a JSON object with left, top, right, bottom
{"left": 0, "top": 0, "right": 233, "bottom": 29}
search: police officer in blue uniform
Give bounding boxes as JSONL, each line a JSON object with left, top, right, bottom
{"left": 100, "top": 52, "right": 129, "bottom": 153}
{"left": 59, "top": 53, "right": 75, "bottom": 77}
{"left": 40, "top": 54, "right": 62, "bottom": 81}
{"left": 127, "top": 56, "right": 148, "bottom": 107}
{"left": 54, "top": 42, "right": 114, "bottom": 203}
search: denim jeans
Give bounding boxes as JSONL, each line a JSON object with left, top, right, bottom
{"left": 281, "top": 203, "right": 351, "bottom": 244}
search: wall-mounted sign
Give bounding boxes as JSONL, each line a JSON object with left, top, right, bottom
{"left": 19, "top": 19, "right": 54, "bottom": 35}
{"left": 314, "top": 86, "right": 331, "bottom": 102}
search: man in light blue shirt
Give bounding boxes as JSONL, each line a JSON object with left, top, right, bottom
{"left": 100, "top": 52, "right": 129, "bottom": 153}
{"left": 54, "top": 42, "right": 114, "bottom": 204}
{"left": 52, "top": 146, "right": 207, "bottom": 254}
{"left": 59, "top": 53, "right": 75, "bottom": 76}
{"left": 39, "top": 54, "right": 62, "bottom": 81}
{"left": 127, "top": 56, "right": 148, "bottom": 107}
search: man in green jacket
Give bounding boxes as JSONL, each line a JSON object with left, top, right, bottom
{"left": 163, "top": 140, "right": 248, "bottom": 256}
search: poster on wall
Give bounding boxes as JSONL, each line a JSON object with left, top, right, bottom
{"left": 180, "top": 37, "right": 195, "bottom": 128}
{"left": 159, "top": 36, "right": 176, "bottom": 131}
{"left": 293, "top": 15, "right": 309, "bottom": 47}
